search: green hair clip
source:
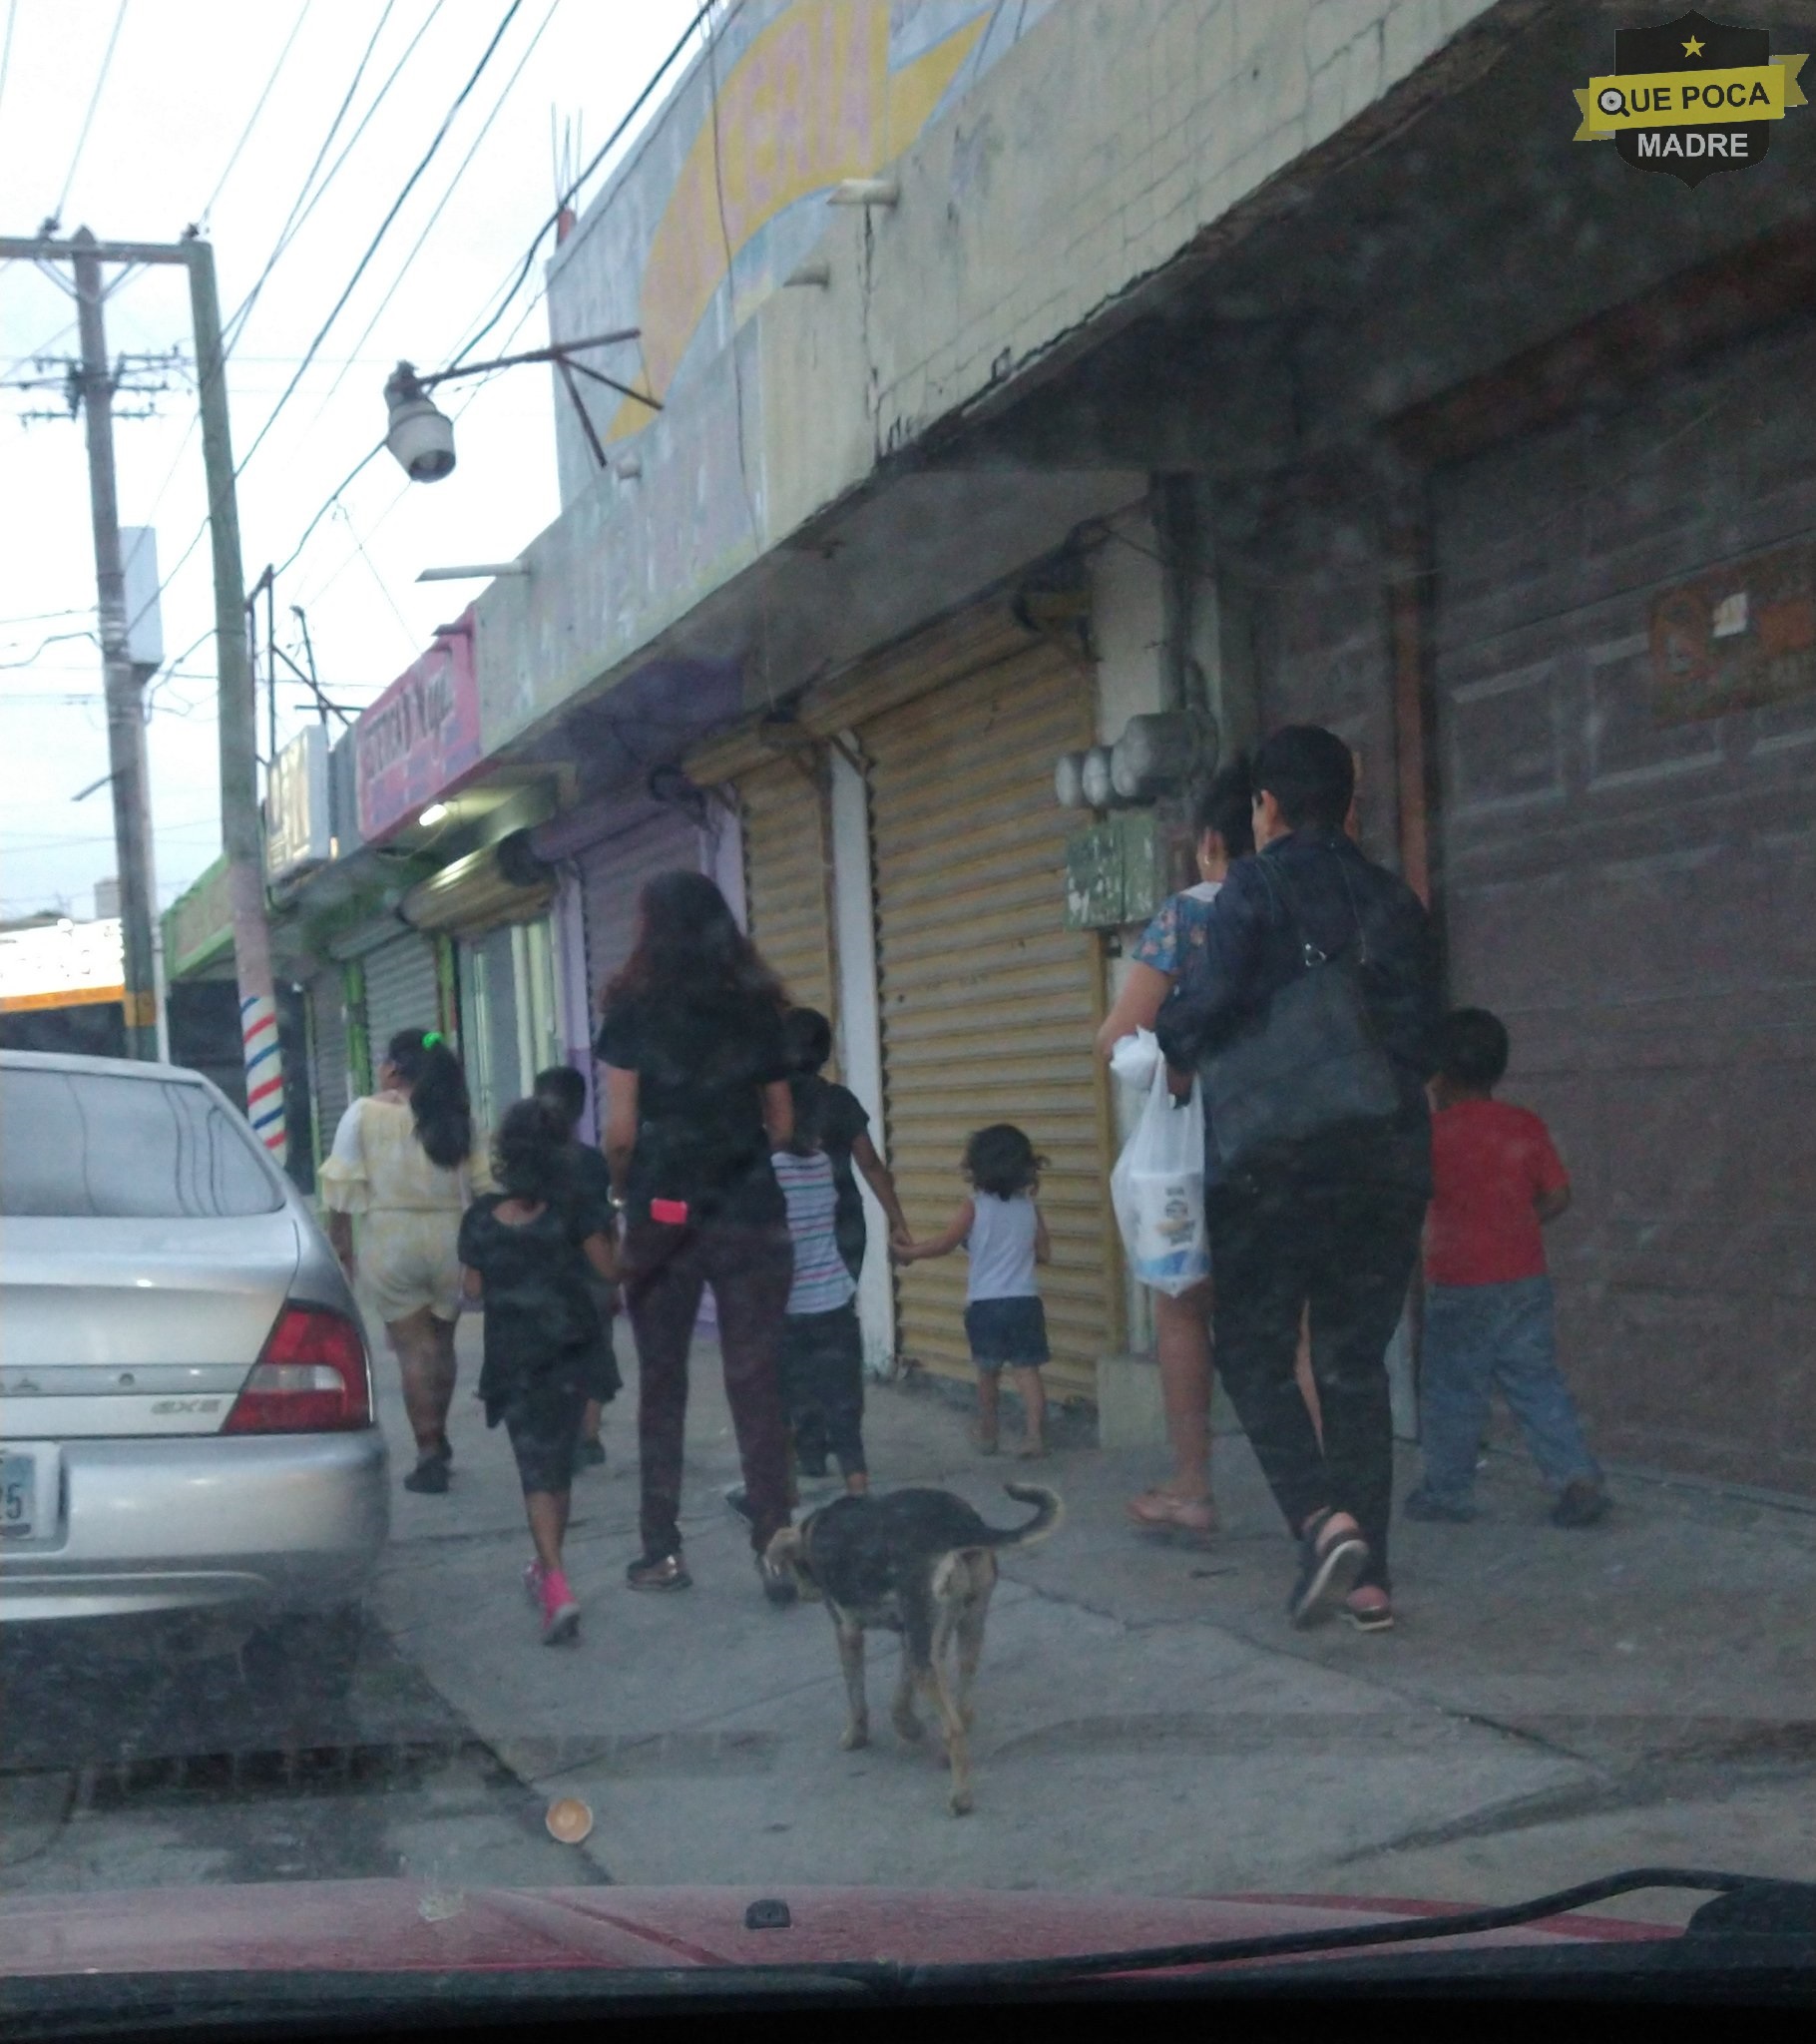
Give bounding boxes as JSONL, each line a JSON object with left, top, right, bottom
{"left": 422, "top": 1030, "right": 444, "bottom": 1048}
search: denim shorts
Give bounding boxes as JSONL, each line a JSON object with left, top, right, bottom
{"left": 965, "top": 1296, "right": 1050, "bottom": 1370}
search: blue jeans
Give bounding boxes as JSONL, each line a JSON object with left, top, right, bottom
{"left": 1417, "top": 1277, "right": 1600, "bottom": 1504}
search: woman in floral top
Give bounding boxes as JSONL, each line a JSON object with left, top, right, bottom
{"left": 1096, "top": 760, "right": 1321, "bottom": 1539}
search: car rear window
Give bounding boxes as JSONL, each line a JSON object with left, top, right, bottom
{"left": 0, "top": 1067, "right": 283, "bottom": 1218}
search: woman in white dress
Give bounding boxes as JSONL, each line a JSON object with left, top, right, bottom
{"left": 320, "top": 1028, "right": 491, "bottom": 1494}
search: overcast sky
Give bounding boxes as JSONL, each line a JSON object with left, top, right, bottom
{"left": 0, "top": 0, "right": 700, "bottom": 922}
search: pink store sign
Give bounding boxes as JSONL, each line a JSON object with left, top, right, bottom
{"left": 354, "top": 609, "right": 481, "bottom": 843}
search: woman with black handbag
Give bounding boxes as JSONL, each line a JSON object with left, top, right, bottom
{"left": 1155, "top": 727, "right": 1441, "bottom": 1635}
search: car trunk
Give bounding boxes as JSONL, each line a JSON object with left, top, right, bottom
{"left": 0, "top": 1214, "right": 303, "bottom": 1438}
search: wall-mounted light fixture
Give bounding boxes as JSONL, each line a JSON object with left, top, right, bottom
{"left": 614, "top": 453, "right": 643, "bottom": 480}
{"left": 784, "top": 258, "right": 831, "bottom": 287}
{"left": 827, "top": 178, "right": 899, "bottom": 208}
{"left": 415, "top": 562, "right": 530, "bottom": 583}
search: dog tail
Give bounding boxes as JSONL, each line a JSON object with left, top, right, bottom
{"left": 986, "top": 1482, "right": 1064, "bottom": 1551}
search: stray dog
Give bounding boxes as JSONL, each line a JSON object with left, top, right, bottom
{"left": 765, "top": 1482, "right": 1062, "bottom": 1814}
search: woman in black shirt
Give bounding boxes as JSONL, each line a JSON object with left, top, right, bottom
{"left": 595, "top": 870, "right": 798, "bottom": 1603}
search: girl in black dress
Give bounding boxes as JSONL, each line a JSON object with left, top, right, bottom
{"left": 458, "top": 1101, "right": 620, "bottom": 1645}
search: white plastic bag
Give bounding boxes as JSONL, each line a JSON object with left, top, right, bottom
{"left": 1110, "top": 1061, "right": 1209, "bottom": 1297}
{"left": 1108, "top": 1027, "right": 1162, "bottom": 1090}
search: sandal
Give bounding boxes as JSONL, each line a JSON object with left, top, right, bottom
{"left": 1127, "top": 1490, "right": 1218, "bottom": 1542}
{"left": 1342, "top": 1586, "right": 1395, "bottom": 1633}
{"left": 1288, "top": 1509, "right": 1368, "bottom": 1629}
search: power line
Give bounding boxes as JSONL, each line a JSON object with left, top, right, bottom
{"left": 265, "top": 5, "right": 720, "bottom": 615}
{"left": 99, "top": 5, "right": 450, "bottom": 653}
{"left": 0, "top": 628, "right": 97, "bottom": 669}
{"left": 333, "top": 498, "right": 419, "bottom": 650}
{"left": 303, "top": 0, "right": 558, "bottom": 431}
{"left": 197, "top": 1, "right": 313, "bottom": 228}
{"left": 0, "top": 1, "right": 16, "bottom": 139}
{"left": 52, "top": 0, "right": 127, "bottom": 225}
{"left": 221, "top": 0, "right": 419, "bottom": 353}
{"left": 230, "top": 1, "right": 524, "bottom": 487}
{"left": 448, "top": 0, "right": 719, "bottom": 371}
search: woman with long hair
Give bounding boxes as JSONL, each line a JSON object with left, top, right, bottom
{"left": 321, "top": 1027, "right": 491, "bottom": 1494}
{"left": 594, "top": 870, "right": 799, "bottom": 1604}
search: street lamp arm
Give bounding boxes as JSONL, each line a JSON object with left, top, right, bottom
{"left": 386, "top": 328, "right": 658, "bottom": 483}
{"left": 416, "top": 327, "right": 643, "bottom": 389}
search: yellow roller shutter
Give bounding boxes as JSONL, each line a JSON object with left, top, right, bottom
{"left": 867, "top": 641, "right": 1116, "bottom": 1398}
{"left": 740, "top": 754, "right": 836, "bottom": 1030}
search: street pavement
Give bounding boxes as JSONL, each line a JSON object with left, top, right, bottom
{"left": 3, "top": 1305, "right": 1812, "bottom": 1923}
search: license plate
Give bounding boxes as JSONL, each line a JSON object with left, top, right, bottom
{"left": 1, "top": 1452, "right": 37, "bottom": 1540}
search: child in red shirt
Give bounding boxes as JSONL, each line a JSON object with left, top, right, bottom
{"left": 1405, "top": 1008, "right": 1607, "bottom": 1529}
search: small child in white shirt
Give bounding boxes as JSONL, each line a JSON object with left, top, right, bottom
{"left": 895, "top": 1123, "right": 1051, "bottom": 1458}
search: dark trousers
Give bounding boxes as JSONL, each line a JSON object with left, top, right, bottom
{"left": 623, "top": 1220, "right": 794, "bottom": 1557}
{"left": 777, "top": 1304, "right": 866, "bottom": 1478}
{"left": 1206, "top": 1180, "right": 1424, "bottom": 1592}
{"left": 794, "top": 1229, "right": 866, "bottom": 1467}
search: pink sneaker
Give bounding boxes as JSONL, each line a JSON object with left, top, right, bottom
{"left": 540, "top": 1567, "right": 581, "bottom": 1645}
{"left": 523, "top": 1559, "right": 546, "bottom": 1607}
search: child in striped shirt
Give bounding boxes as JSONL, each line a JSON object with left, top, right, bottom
{"left": 769, "top": 1074, "right": 869, "bottom": 1497}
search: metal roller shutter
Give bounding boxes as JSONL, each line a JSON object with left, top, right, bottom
{"left": 867, "top": 643, "right": 1113, "bottom": 1397}
{"left": 1431, "top": 320, "right": 1816, "bottom": 1491}
{"left": 307, "top": 972, "right": 351, "bottom": 1155}
{"left": 740, "top": 756, "right": 836, "bottom": 1028}
{"left": 360, "top": 932, "right": 441, "bottom": 1069}
{"left": 580, "top": 811, "right": 701, "bottom": 1006}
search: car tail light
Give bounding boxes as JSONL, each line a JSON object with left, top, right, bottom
{"left": 224, "top": 1305, "right": 372, "bottom": 1434}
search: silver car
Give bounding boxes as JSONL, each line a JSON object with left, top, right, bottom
{"left": 0, "top": 1051, "right": 388, "bottom": 1672}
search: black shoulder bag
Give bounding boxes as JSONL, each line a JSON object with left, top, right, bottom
{"left": 1198, "top": 855, "right": 1402, "bottom": 1176}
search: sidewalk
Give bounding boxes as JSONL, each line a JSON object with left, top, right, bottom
{"left": 368, "top": 1310, "right": 1816, "bottom": 1922}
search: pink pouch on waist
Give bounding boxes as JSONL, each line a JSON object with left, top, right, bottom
{"left": 650, "top": 1198, "right": 689, "bottom": 1226}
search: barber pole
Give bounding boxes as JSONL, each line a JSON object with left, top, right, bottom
{"left": 242, "top": 991, "right": 286, "bottom": 1165}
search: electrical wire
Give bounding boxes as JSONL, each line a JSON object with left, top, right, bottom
{"left": 301, "top": 0, "right": 559, "bottom": 430}
{"left": 196, "top": 1, "right": 312, "bottom": 229}
{"left": 447, "top": 0, "right": 719, "bottom": 371}
{"left": 333, "top": 499, "right": 419, "bottom": 650}
{"left": 229, "top": 1, "right": 524, "bottom": 486}
{"left": 259, "top": 4, "right": 719, "bottom": 617}
{"left": 109, "top": 2, "right": 459, "bottom": 650}
{"left": 0, "top": 0, "right": 17, "bottom": 139}
{"left": 0, "top": 629, "right": 98, "bottom": 669}
{"left": 52, "top": 0, "right": 127, "bottom": 225}
{"left": 221, "top": 0, "right": 415, "bottom": 352}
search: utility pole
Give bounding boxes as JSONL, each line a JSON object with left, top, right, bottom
{"left": 70, "top": 230, "right": 159, "bottom": 1060}
{"left": 0, "top": 229, "right": 285, "bottom": 1162}
{"left": 187, "top": 234, "right": 286, "bottom": 1166}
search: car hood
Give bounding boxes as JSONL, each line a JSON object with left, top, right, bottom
{"left": 0, "top": 1880, "right": 1671, "bottom": 1976}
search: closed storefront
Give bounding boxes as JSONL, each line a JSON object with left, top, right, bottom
{"left": 358, "top": 930, "right": 442, "bottom": 1068}
{"left": 1429, "top": 319, "right": 1816, "bottom": 1493}
{"left": 740, "top": 757, "right": 836, "bottom": 1029}
{"left": 306, "top": 969, "right": 353, "bottom": 1156}
{"left": 688, "top": 600, "right": 1118, "bottom": 1396}
{"left": 863, "top": 629, "right": 1112, "bottom": 1399}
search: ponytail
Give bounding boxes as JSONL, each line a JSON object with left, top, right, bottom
{"left": 385, "top": 1028, "right": 473, "bottom": 1171}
